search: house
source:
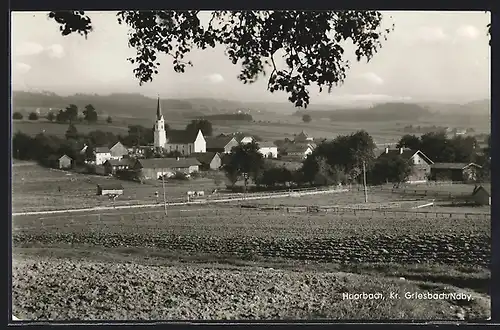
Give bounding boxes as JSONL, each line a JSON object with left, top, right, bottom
{"left": 96, "top": 183, "right": 124, "bottom": 196}
{"left": 205, "top": 136, "right": 239, "bottom": 154}
{"left": 294, "top": 130, "right": 314, "bottom": 143}
{"left": 103, "top": 159, "right": 133, "bottom": 175}
{"left": 430, "top": 163, "right": 482, "bottom": 182}
{"left": 48, "top": 154, "right": 72, "bottom": 169}
{"left": 94, "top": 147, "right": 112, "bottom": 165}
{"left": 153, "top": 96, "right": 206, "bottom": 155}
{"left": 472, "top": 184, "right": 491, "bottom": 206}
{"left": 132, "top": 157, "right": 201, "bottom": 179}
{"left": 109, "top": 141, "right": 129, "bottom": 160}
{"left": 128, "top": 146, "right": 153, "bottom": 158}
{"left": 239, "top": 136, "right": 254, "bottom": 144}
{"left": 189, "top": 152, "right": 222, "bottom": 170}
{"left": 377, "top": 148, "right": 434, "bottom": 183}
{"left": 283, "top": 144, "right": 314, "bottom": 160}
{"left": 258, "top": 141, "right": 278, "bottom": 158}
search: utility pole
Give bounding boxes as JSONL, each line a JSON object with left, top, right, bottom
{"left": 363, "top": 160, "right": 368, "bottom": 203}
{"left": 161, "top": 168, "right": 167, "bottom": 216}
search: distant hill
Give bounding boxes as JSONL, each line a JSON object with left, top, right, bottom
{"left": 11, "top": 91, "right": 272, "bottom": 119}
{"left": 292, "top": 100, "right": 490, "bottom": 121}
{"left": 292, "top": 102, "right": 433, "bottom": 121}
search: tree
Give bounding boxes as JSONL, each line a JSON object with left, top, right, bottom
{"left": 48, "top": 10, "right": 393, "bottom": 108}
{"left": 223, "top": 162, "right": 239, "bottom": 188}
{"left": 46, "top": 112, "right": 55, "bottom": 122}
{"left": 396, "top": 134, "right": 421, "bottom": 150}
{"left": 106, "top": 116, "right": 113, "bottom": 124}
{"left": 65, "top": 123, "right": 78, "bottom": 140}
{"left": 449, "top": 135, "right": 478, "bottom": 163}
{"left": 13, "top": 112, "right": 23, "bottom": 120}
{"left": 65, "top": 104, "right": 79, "bottom": 123}
{"left": 125, "top": 125, "right": 154, "bottom": 146}
{"left": 83, "top": 104, "right": 98, "bottom": 123}
{"left": 56, "top": 109, "right": 68, "bottom": 123}
{"left": 369, "top": 154, "right": 413, "bottom": 185}
{"left": 225, "top": 141, "right": 264, "bottom": 192}
{"left": 302, "top": 114, "right": 312, "bottom": 123}
{"left": 186, "top": 119, "right": 213, "bottom": 137}
{"left": 13, "top": 131, "right": 34, "bottom": 159}
{"left": 28, "top": 112, "right": 39, "bottom": 120}
{"left": 419, "top": 132, "right": 456, "bottom": 163}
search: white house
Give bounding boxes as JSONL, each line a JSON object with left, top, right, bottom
{"left": 94, "top": 147, "right": 112, "bottom": 165}
{"left": 294, "top": 130, "right": 314, "bottom": 143}
{"left": 258, "top": 141, "right": 278, "bottom": 158}
{"left": 153, "top": 96, "right": 206, "bottom": 155}
{"left": 285, "top": 144, "right": 314, "bottom": 159}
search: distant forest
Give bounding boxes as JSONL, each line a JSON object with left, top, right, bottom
{"left": 202, "top": 113, "right": 253, "bottom": 121}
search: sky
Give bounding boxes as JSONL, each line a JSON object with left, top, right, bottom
{"left": 11, "top": 11, "right": 491, "bottom": 105}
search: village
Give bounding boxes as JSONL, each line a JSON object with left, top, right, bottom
{"left": 13, "top": 96, "right": 490, "bottom": 208}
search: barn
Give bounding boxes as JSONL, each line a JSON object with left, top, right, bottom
{"left": 48, "top": 154, "right": 72, "bottom": 169}
{"left": 104, "top": 158, "right": 133, "bottom": 175}
{"left": 96, "top": 183, "right": 124, "bottom": 196}
{"left": 472, "top": 184, "right": 491, "bottom": 206}
{"left": 189, "top": 152, "right": 222, "bottom": 170}
{"left": 133, "top": 157, "right": 201, "bottom": 180}
{"left": 430, "top": 163, "right": 482, "bottom": 182}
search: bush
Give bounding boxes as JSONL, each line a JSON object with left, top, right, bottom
{"left": 13, "top": 112, "right": 23, "bottom": 120}
{"left": 28, "top": 112, "right": 39, "bottom": 120}
{"left": 172, "top": 171, "right": 190, "bottom": 180}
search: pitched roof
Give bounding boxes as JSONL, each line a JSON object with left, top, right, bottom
{"left": 136, "top": 157, "right": 201, "bottom": 169}
{"left": 258, "top": 141, "right": 277, "bottom": 148}
{"left": 377, "top": 148, "right": 433, "bottom": 164}
{"left": 105, "top": 158, "right": 133, "bottom": 167}
{"left": 431, "top": 162, "right": 482, "bottom": 170}
{"left": 97, "top": 182, "right": 123, "bottom": 190}
{"left": 189, "top": 152, "right": 219, "bottom": 165}
{"left": 156, "top": 96, "right": 163, "bottom": 120}
{"left": 59, "top": 154, "right": 72, "bottom": 161}
{"left": 205, "top": 136, "right": 235, "bottom": 149}
{"left": 95, "top": 147, "right": 111, "bottom": 153}
{"left": 167, "top": 129, "right": 199, "bottom": 144}
{"left": 285, "top": 144, "right": 312, "bottom": 153}
{"left": 473, "top": 184, "right": 491, "bottom": 195}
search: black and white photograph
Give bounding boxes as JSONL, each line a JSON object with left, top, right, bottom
{"left": 10, "top": 10, "right": 491, "bottom": 321}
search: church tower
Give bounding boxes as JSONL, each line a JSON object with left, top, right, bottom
{"left": 153, "top": 95, "right": 167, "bottom": 149}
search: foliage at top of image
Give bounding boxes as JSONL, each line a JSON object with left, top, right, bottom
{"left": 47, "top": 10, "right": 394, "bottom": 108}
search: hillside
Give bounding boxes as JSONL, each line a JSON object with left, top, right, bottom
{"left": 293, "top": 102, "right": 433, "bottom": 121}
{"left": 11, "top": 91, "right": 271, "bottom": 119}
{"left": 292, "top": 100, "right": 490, "bottom": 122}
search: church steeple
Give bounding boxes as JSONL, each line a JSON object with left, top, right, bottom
{"left": 156, "top": 95, "right": 163, "bottom": 120}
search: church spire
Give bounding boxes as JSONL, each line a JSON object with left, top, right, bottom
{"left": 156, "top": 94, "right": 163, "bottom": 120}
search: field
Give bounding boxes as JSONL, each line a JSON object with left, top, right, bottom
{"left": 12, "top": 202, "right": 491, "bottom": 320}
{"left": 12, "top": 120, "right": 130, "bottom": 137}
{"left": 12, "top": 163, "right": 221, "bottom": 212}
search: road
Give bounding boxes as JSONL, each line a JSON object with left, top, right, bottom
{"left": 12, "top": 188, "right": 349, "bottom": 217}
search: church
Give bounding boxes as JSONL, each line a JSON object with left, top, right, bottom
{"left": 153, "top": 97, "right": 206, "bottom": 155}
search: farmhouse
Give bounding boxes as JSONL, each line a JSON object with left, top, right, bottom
{"left": 294, "top": 130, "right": 314, "bottom": 143}
{"left": 258, "top": 141, "right": 278, "bottom": 158}
{"left": 205, "top": 136, "right": 239, "bottom": 154}
{"left": 472, "top": 184, "right": 491, "bottom": 206}
{"left": 96, "top": 183, "right": 124, "bottom": 196}
{"left": 133, "top": 157, "right": 201, "bottom": 179}
{"left": 109, "top": 141, "right": 129, "bottom": 160}
{"left": 103, "top": 159, "right": 133, "bottom": 175}
{"left": 283, "top": 144, "right": 314, "bottom": 160}
{"left": 189, "top": 152, "right": 222, "bottom": 170}
{"left": 378, "top": 148, "right": 434, "bottom": 183}
{"left": 94, "top": 147, "right": 112, "bottom": 165}
{"left": 153, "top": 96, "right": 206, "bottom": 155}
{"left": 48, "top": 154, "right": 72, "bottom": 169}
{"left": 430, "top": 162, "right": 482, "bottom": 182}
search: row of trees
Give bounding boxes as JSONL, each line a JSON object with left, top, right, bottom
{"left": 396, "top": 132, "right": 488, "bottom": 164}
{"left": 222, "top": 130, "right": 491, "bottom": 191}
{"left": 13, "top": 104, "right": 113, "bottom": 124}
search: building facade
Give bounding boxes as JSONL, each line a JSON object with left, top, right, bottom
{"left": 153, "top": 96, "right": 206, "bottom": 155}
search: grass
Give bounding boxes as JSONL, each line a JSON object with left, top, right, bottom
{"left": 12, "top": 163, "right": 221, "bottom": 212}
